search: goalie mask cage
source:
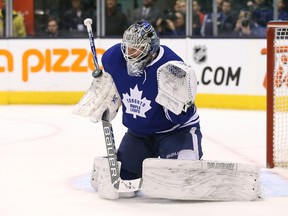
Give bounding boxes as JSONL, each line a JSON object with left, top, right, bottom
{"left": 267, "top": 21, "right": 288, "bottom": 168}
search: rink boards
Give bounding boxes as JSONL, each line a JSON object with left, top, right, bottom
{"left": 0, "top": 38, "right": 268, "bottom": 109}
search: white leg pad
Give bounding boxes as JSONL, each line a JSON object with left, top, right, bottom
{"left": 91, "top": 156, "right": 119, "bottom": 199}
{"left": 141, "top": 158, "right": 262, "bottom": 201}
{"left": 91, "top": 157, "right": 136, "bottom": 199}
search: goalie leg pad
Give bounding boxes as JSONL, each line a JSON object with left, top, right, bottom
{"left": 91, "top": 157, "right": 136, "bottom": 199}
{"left": 91, "top": 156, "right": 119, "bottom": 199}
{"left": 141, "top": 158, "right": 262, "bottom": 201}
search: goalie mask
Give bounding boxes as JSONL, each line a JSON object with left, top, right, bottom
{"left": 121, "top": 20, "right": 160, "bottom": 76}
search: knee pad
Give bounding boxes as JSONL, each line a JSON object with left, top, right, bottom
{"left": 177, "top": 149, "right": 199, "bottom": 160}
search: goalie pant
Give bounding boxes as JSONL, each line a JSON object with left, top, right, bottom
{"left": 117, "top": 125, "right": 203, "bottom": 180}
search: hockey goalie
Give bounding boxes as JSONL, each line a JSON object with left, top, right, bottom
{"left": 73, "top": 20, "right": 262, "bottom": 201}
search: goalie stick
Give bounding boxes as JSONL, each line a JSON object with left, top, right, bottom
{"left": 83, "top": 18, "right": 101, "bottom": 78}
{"left": 83, "top": 18, "right": 142, "bottom": 193}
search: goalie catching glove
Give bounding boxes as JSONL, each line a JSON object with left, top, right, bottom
{"left": 72, "top": 71, "right": 121, "bottom": 122}
{"left": 155, "top": 61, "right": 197, "bottom": 115}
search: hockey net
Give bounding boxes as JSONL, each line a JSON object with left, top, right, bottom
{"left": 267, "top": 21, "right": 288, "bottom": 168}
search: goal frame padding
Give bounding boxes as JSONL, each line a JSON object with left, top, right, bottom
{"left": 266, "top": 22, "right": 275, "bottom": 168}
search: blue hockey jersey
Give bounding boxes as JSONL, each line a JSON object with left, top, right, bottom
{"left": 102, "top": 43, "right": 200, "bottom": 135}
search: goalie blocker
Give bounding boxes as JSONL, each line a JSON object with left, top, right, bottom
{"left": 91, "top": 157, "right": 262, "bottom": 201}
{"left": 72, "top": 71, "right": 121, "bottom": 123}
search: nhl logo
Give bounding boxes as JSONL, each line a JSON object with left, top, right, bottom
{"left": 193, "top": 45, "right": 207, "bottom": 64}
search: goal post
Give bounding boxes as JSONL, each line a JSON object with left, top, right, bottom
{"left": 267, "top": 21, "right": 288, "bottom": 168}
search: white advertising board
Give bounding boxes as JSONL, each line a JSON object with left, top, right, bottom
{"left": 0, "top": 38, "right": 268, "bottom": 108}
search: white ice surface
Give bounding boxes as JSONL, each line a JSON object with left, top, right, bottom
{"left": 0, "top": 105, "right": 288, "bottom": 216}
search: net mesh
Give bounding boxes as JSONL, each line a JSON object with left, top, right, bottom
{"left": 273, "top": 27, "right": 288, "bottom": 167}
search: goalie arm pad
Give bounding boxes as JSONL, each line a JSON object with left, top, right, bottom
{"left": 72, "top": 71, "right": 121, "bottom": 123}
{"left": 155, "top": 61, "right": 197, "bottom": 115}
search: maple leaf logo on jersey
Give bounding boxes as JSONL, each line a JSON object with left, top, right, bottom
{"left": 122, "top": 85, "right": 152, "bottom": 119}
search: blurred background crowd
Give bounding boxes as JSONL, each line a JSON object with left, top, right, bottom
{"left": 0, "top": 0, "right": 287, "bottom": 38}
